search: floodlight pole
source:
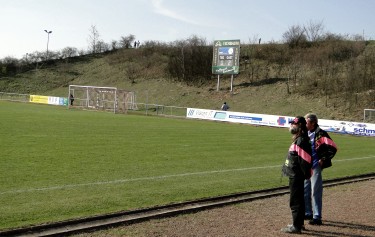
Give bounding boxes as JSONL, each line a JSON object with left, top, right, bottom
{"left": 44, "top": 30, "right": 52, "bottom": 60}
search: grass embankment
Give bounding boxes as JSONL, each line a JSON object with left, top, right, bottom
{"left": 0, "top": 50, "right": 370, "bottom": 122}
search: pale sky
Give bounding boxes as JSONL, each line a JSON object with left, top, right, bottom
{"left": 1, "top": 0, "right": 374, "bottom": 59}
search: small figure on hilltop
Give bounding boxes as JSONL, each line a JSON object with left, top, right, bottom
{"left": 221, "top": 102, "right": 229, "bottom": 111}
{"left": 134, "top": 40, "right": 140, "bottom": 48}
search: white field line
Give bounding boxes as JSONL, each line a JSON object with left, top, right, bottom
{"left": 1, "top": 156, "right": 374, "bottom": 195}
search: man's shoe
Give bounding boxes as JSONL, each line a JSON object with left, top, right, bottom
{"left": 281, "top": 225, "right": 301, "bottom": 234}
{"left": 288, "top": 224, "right": 306, "bottom": 230}
{"left": 309, "top": 219, "right": 322, "bottom": 225}
{"left": 304, "top": 214, "right": 313, "bottom": 220}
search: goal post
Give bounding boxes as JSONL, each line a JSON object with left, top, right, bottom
{"left": 364, "top": 109, "right": 375, "bottom": 123}
{"left": 68, "top": 85, "right": 137, "bottom": 113}
{"left": 116, "top": 89, "right": 138, "bottom": 112}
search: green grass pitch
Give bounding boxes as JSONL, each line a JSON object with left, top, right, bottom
{"left": 0, "top": 101, "right": 374, "bottom": 229}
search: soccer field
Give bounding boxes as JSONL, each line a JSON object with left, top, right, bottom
{"left": 1, "top": 101, "right": 374, "bottom": 229}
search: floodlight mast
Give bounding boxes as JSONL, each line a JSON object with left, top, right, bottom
{"left": 44, "top": 30, "right": 52, "bottom": 60}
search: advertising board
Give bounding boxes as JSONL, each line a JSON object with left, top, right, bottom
{"left": 187, "top": 108, "right": 375, "bottom": 137}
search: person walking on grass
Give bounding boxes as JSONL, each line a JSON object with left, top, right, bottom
{"left": 281, "top": 116, "right": 312, "bottom": 234}
{"left": 304, "top": 113, "right": 338, "bottom": 225}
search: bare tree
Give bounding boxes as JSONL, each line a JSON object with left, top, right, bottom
{"left": 0, "top": 56, "right": 19, "bottom": 76}
{"left": 61, "top": 47, "right": 78, "bottom": 58}
{"left": 282, "top": 25, "right": 307, "bottom": 48}
{"left": 96, "top": 40, "right": 109, "bottom": 53}
{"left": 78, "top": 49, "right": 86, "bottom": 56}
{"left": 111, "top": 40, "right": 118, "bottom": 50}
{"left": 323, "top": 32, "right": 345, "bottom": 41}
{"left": 167, "top": 35, "right": 211, "bottom": 85}
{"left": 120, "top": 34, "right": 135, "bottom": 49}
{"left": 304, "top": 20, "right": 325, "bottom": 43}
{"left": 88, "top": 25, "right": 100, "bottom": 54}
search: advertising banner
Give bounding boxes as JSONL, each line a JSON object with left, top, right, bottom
{"left": 318, "top": 119, "right": 375, "bottom": 137}
{"left": 187, "top": 108, "right": 375, "bottom": 137}
{"left": 30, "top": 95, "right": 49, "bottom": 104}
{"left": 30, "top": 95, "right": 68, "bottom": 106}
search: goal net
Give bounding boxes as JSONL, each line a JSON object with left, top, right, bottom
{"left": 68, "top": 85, "right": 137, "bottom": 113}
{"left": 364, "top": 109, "right": 375, "bottom": 123}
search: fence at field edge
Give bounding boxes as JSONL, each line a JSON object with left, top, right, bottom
{"left": 0, "top": 92, "right": 187, "bottom": 118}
{"left": 0, "top": 92, "right": 29, "bottom": 102}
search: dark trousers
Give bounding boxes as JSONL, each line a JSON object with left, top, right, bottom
{"left": 289, "top": 177, "right": 305, "bottom": 229}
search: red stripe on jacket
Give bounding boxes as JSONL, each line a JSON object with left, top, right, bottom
{"left": 316, "top": 137, "right": 337, "bottom": 150}
{"left": 289, "top": 144, "right": 312, "bottom": 164}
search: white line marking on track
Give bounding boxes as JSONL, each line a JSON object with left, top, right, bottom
{"left": 1, "top": 156, "right": 374, "bottom": 195}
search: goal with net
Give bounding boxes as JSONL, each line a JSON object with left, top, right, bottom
{"left": 68, "top": 85, "right": 137, "bottom": 113}
{"left": 364, "top": 109, "right": 375, "bottom": 123}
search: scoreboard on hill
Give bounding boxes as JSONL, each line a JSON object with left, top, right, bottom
{"left": 212, "top": 39, "right": 240, "bottom": 75}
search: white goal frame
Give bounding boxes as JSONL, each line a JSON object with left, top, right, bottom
{"left": 68, "top": 85, "right": 137, "bottom": 113}
{"left": 364, "top": 109, "right": 375, "bottom": 123}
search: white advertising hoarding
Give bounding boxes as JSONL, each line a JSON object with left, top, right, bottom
{"left": 187, "top": 108, "right": 375, "bottom": 137}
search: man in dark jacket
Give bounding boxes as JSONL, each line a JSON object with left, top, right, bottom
{"left": 70, "top": 94, "right": 74, "bottom": 106}
{"left": 304, "top": 113, "right": 337, "bottom": 225}
{"left": 281, "top": 116, "right": 312, "bottom": 234}
{"left": 221, "top": 102, "right": 229, "bottom": 111}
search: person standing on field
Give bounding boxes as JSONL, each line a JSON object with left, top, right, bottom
{"left": 69, "top": 94, "right": 74, "bottom": 106}
{"left": 304, "top": 113, "right": 337, "bottom": 225}
{"left": 281, "top": 116, "right": 312, "bottom": 234}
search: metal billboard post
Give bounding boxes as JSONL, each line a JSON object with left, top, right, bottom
{"left": 230, "top": 75, "right": 233, "bottom": 92}
{"left": 217, "top": 75, "right": 220, "bottom": 91}
{"left": 212, "top": 39, "right": 240, "bottom": 91}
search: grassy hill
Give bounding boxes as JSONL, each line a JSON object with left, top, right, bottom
{"left": 1, "top": 43, "right": 374, "bottom": 122}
